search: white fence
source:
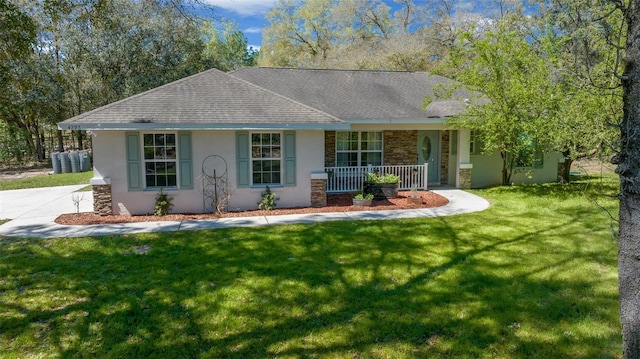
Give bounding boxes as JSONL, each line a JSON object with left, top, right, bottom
{"left": 324, "top": 164, "right": 428, "bottom": 193}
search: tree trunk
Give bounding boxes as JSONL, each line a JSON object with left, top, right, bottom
{"left": 57, "top": 130, "right": 64, "bottom": 152}
{"left": 562, "top": 158, "right": 574, "bottom": 184}
{"left": 616, "top": 1, "right": 640, "bottom": 357}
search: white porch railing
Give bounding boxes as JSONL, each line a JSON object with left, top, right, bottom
{"left": 324, "top": 164, "right": 428, "bottom": 193}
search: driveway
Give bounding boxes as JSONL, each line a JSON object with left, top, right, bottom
{"left": 0, "top": 186, "right": 93, "bottom": 236}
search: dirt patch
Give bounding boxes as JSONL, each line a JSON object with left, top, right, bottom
{"left": 572, "top": 159, "right": 616, "bottom": 176}
{"left": 55, "top": 191, "right": 449, "bottom": 225}
{"left": 0, "top": 168, "right": 52, "bottom": 181}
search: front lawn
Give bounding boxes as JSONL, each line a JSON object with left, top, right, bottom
{"left": 0, "top": 171, "right": 93, "bottom": 191}
{"left": 0, "top": 177, "right": 621, "bottom": 358}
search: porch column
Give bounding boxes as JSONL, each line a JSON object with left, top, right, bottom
{"left": 91, "top": 176, "right": 112, "bottom": 215}
{"left": 310, "top": 172, "right": 328, "bottom": 207}
{"left": 456, "top": 129, "right": 473, "bottom": 189}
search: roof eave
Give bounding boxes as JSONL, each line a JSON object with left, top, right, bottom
{"left": 57, "top": 122, "right": 351, "bottom": 131}
{"left": 345, "top": 118, "right": 449, "bottom": 125}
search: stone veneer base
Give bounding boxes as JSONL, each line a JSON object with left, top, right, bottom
{"left": 93, "top": 184, "right": 113, "bottom": 215}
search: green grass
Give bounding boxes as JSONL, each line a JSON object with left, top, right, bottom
{"left": 0, "top": 176, "right": 621, "bottom": 358}
{"left": 0, "top": 171, "right": 93, "bottom": 191}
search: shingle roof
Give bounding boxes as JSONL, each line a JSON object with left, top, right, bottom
{"left": 231, "top": 67, "right": 474, "bottom": 121}
{"left": 58, "top": 68, "right": 347, "bottom": 130}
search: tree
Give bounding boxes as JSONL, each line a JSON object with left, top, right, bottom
{"left": 261, "top": 0, "right": 432, "bottom": 69}
{"left": 532, "top": 0, "right": 623, "bottom": 182}
{"left": 261, "top": 0, "right": 340, "bottom": 67}
{"left": 446, "top": 25, "right": 560, "bottom": 185}
{"left": 0, "top": 0, "right": 40, "bottom": 162}
{"left": 0, "top": 0, "right": 36, "bottom": 78}
{"left": 202, "top": 21, "right": 259, "bottom": 71}
{"left": 612, "top": 0, "right": 640, "bottom": 356}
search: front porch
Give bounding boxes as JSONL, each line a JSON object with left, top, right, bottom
{"left": 320, "top": 129, "right": 475, "bottom": 194}
{"left": 324, "top": 164, "right": 430, "bottom": 193}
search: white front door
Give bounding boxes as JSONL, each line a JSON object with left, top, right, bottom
{"left": 417, "top": 130, "right": 440, "bottom": 184}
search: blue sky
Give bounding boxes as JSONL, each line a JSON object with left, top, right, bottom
{"left": 201, "top": 0, "right": 279, "bottom": 50}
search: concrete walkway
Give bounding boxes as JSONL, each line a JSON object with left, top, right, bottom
{"left": 0, "top": 187, "right": 490, "bottom": 239}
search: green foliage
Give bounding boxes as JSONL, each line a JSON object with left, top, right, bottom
{"left": 1, "top": 0, "right": 260, "bottom": 166}
{"left": 0, "top": 179, "right": 621, "bottom": 357}
{"left": 257, "top": 186, "right": 277, "bottom": 210}
{"left": 364, "top": 172, "right": 400, "bottom": 184}
{"left": 153, "top": 189, "right": 173, "bottom": 216}
{"left": 447, "top": 24, "right": 563, "bottom": 185}
{"left": 261, "top": 0, "right": 451, "bottom": 70}
{"left": 353, "top": 192, "right": 374, "bottom": 200}
{"left": 202, "top": 21, "right": 259, "bottom": 71}
{"left": 0, "top": 0, "right": 36, "bottom": 69}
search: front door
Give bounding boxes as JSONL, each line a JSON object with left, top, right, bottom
{"left": 417, "top": 130, "right": 440, "bottom": 184}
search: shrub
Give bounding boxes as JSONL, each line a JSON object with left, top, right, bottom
{"left": 258, "top": 186, "right": 277, "bottom": 210}
{"left": 154, "top": 189, "right": 174, "bottom": 216}
{"left": 365, "top": 172, "right": 400, "bottom": 184}
{"left": 353, "top": 192, "right": 374, "bottom": 200}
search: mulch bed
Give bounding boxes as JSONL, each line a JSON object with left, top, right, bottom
{"left": 55, "top": 190, "right": 449, "bottom": 225}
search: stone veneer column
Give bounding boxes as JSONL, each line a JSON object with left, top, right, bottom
{"left": 458, "top": 166, "right": 472, "bottom": 189}
{"left": 310, "top": 172, "right": 328, "bottom": 207}
{"left": 91, "top": 177, "right": 112, "bottom": 215}
{"left": 456, "top": 129, "right": 473, "bottom": 189}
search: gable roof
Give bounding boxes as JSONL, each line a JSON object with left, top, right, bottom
{"left": 58, "top": 68, "right": 347, "bottom": 131}
{"left": 231, "top": 67, "right": 474, "bottom": 123}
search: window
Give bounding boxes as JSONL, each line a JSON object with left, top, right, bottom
{"left": 514, "top": 134, "right": 544, "bottom": 168}
{"left": 470, "top": 130, "right": 480, "bottom": 155}
{"left": 251, "top": 133, "right": 281, "bottom": 185}
{"left": 143, "top": 133, "right": 177, "bottom": 187}
{"left": 336, "top": 131, "right": 382, "bottom": 166}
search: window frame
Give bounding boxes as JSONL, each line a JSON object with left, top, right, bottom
{"left": 469, "top": 130, "right": 480, "bottom": 155}
{"left": 250, "top": 131, "right": 283, "bottom": 186}
{"left": 142, "top": 132, "right": 179, "bottom": 189}
{"left": 513, "top": 134, "right": 544, "bottom": 169}
{"left": 335, "top": 131, "right": 383, "bottom": 167}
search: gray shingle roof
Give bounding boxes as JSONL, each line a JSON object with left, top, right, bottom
{"left": 231, "top": 67, "right": 474, "bottom": 121}
{"left": 58, "top": 68, "right": 346, "bottom": 130}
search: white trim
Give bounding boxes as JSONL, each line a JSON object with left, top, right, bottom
{"left": 58, "top": 123, "right": 350, "bottom": 131}
{"left": 250, "top": 131, "right": 283, "bottom": 186}
{"left": 90, "top": 177, "right": 111, "bottom": 185}
{"left": 141, "top": 132, "right": 179, "bottom": 189}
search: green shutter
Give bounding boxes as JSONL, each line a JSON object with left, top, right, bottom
{"left": 236, "top": 132, "right": 250, "bottom": 188}
{"left": 178, "top": 132, "right": 193, "bottom": 189}
{"left": 126, "top": 132, "right": 142, "bottom": 191}
{"left": 283, "top": 131, "right": 296, "bottom": 186}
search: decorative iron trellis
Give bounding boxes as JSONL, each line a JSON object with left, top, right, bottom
{"left": 201, "top": 155, "right": 229, "bottom": 214}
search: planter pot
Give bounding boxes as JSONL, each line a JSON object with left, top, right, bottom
{"left": 352, "top": 198, "right": 373, "bottom": 206}
{"left": 364, "top": 182, "right": 399, "bottom": 199}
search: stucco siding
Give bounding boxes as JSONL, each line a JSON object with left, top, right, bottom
{"left": 93, "top": 129, "right": 324, "bottom": 215}
{"left": 470, "top": 151, "right": 562, "bottom": 188}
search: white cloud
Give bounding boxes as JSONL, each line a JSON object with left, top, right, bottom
{"left": 204, "top": 0, "right": 277, "bottom": 16}
{"left": 244, "top": 27, "right": 263, "bottom": 34}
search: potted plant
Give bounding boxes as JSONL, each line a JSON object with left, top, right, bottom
{"left": 363, "top": 172, "right": 400, "bottom": 199}
{"left": 352, "top": 192, "right": 374, "bottom": 206}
